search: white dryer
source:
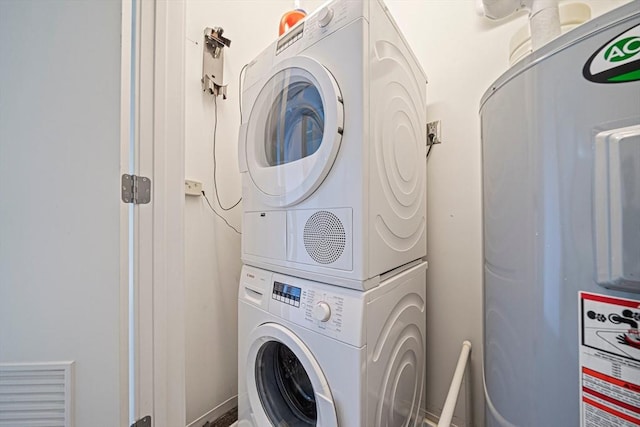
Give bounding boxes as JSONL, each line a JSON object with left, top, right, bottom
{"left": 238, "top": 0, "right": 427, "bottom": 290}
{"left": 237, "top": 261, "right": 427, "bottom": 427}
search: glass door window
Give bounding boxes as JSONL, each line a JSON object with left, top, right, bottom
{"left": 255, "top": 341, "right": 317, "bottom": 426}
{"left": 265, "top": 78, "right": 324, "bottom": 167}
{"left": 243, "top": 56, "right": 343, "bottom": 207}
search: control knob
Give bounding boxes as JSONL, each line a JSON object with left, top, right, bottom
{"left": 317, "top": 7, "right": 334, "bottom": 27}
{"left": 312, "top": 302, "right": 331, "bottom": 322}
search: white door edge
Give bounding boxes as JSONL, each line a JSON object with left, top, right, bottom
{"left": 119, "top": 0, "right": 133, "bottom": 425}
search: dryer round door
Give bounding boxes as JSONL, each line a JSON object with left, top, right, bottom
{"left": 243, "top": 56, "right": 344, "bottom": 208}
{"left": 246, "top": 323, "right": 338, "bottom": 427}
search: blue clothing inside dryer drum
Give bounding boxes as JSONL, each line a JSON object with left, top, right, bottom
{"left": 265, "top": 80, "right": 324, "bottom": 167}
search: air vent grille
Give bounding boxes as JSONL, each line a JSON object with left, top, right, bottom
{"left": 303, "top": 211, "right": 346, "bottom": 264}
{"left": 0, "top": 362, "right": 74, "bottom": 427}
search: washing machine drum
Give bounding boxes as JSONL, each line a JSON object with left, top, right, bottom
{"left": 246, "top": 323, "right": 338, "bottom": 427}
{"left": 256, "top": 341, "right": 317, "bottom": 425}
{"left": 244, "top": 57, "right": 344, "bottom": 208}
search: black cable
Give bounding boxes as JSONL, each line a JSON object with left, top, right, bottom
{"left": 212, "top": 95, "right": 242, "bottom": 211}
{"left": 202, "top": 191, "right": 241, "bottom": 234}
{"left": 426, "top": 132, "right": 436, "bottom": 158}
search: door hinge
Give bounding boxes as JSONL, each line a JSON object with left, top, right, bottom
{"left": 130, "top": 415, "right": 151, "bottom": 427}
{"left": 122, "top": 174, "right": 151, "bottom": 204}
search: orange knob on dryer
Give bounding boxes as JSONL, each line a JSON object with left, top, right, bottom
{"left": 279, "top": 9, "right": 306, "bottom": 36}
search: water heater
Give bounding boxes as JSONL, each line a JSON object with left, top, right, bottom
{"left": 481, "top": 2, "right": 640, "bottom": 426}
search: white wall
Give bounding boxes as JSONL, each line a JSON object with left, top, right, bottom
{"left": 183, "top": 0, "right": 631, "bottom": 425}
{"left": 0, "top": 0, "right": 124, "bottom": 425}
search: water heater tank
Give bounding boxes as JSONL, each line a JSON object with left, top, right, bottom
{"left": 480, "top": 2, "right": 640, "bottom": 426}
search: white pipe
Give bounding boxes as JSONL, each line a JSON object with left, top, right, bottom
{"left": 480, "top": 0, "right": 561, "bottom": 50}
{"left": 529, "top": 0, "right": 561, "bottom": 50}
{"left": 437, "top": 341, "right": 472, "bottom": 427}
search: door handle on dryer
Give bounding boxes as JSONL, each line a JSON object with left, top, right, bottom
{"left": 238, "top": 123, "right": 248, "bottom": 173}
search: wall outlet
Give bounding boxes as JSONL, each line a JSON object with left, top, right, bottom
{"left": 427, "top": 120, "right": 442, "bottom": 145}
{"left": 185, "top": 179, "right": 203, "bottom": 196}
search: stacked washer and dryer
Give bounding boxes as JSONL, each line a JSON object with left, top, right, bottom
{"left": 237, "top": 1, "right": 428, "bottom": 426}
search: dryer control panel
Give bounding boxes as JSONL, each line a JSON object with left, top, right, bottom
{"left": 268, "top": 272, "right": 365, "bottom": 347}
{"left": 302, "top": 0, "right": 360, "bottom": 47}
{"left": 274, "top": 0, "right": 366, "bottom": 58}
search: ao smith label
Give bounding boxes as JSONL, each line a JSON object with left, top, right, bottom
{"left": 583, "top": 23, "right": 640, "bottom": 83}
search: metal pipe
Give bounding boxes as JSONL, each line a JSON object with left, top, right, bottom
{"left": 437, "top": 341, "right": 472, "bottom": 427}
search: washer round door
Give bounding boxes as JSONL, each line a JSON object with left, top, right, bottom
{"left": 246, "top": 323, "right": 338, "bottom": 427}
{"left": 242, "top": 56, "right": 344, "bottom": 208}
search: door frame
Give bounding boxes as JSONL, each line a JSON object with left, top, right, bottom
{"left": 126, "top": 0, "right": 186, "bottom": 425}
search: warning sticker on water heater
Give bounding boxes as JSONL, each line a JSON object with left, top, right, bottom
{"left": 580, "top": 292, "right": 640, "bottom": 426}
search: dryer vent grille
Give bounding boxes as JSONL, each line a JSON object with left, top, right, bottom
{"left": 303, "top": 211, "right": 346, "bottom": 264}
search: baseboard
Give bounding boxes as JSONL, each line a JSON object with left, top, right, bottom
{"left": 186, "top": 398, "right": 459, "bottom": 427}
{"left": 186, "top": 395, "right": 238, "bottom": 427}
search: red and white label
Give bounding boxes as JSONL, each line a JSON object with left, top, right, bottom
{"left": 580, "top": 292, "right": 640, "bottom": 426}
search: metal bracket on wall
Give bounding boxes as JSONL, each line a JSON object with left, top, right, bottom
{"left": 122, "top": 174, "right": 151, "bottom": 204}
{"left": 130, "top": 416, "right": 151, "bottom": 427}
{"left": 202, "top": 27, "right": 232, "bottom": 98}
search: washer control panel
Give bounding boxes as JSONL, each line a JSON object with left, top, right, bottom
{"left": 312, "top": 301, "right": 331, "bottom": 322}
{"left": 268, "top": 273, "right": 364, "bottom": 347}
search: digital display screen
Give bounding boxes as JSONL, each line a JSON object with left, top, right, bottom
{"left": 273, "top": 281, "right": 301, "bottom": 307}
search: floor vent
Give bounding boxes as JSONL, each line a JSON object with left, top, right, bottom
{"left": 0, "top": 362, "right": 74, "bottom": 427}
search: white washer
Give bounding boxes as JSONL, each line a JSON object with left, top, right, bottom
{"left": 238, "top": 0, "right": 427, "bottom": 290}
{"left": 237, "top": 261, "right": 427, "bottom": 427}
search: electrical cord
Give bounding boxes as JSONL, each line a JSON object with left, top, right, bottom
{"left": 202, "top": 190, "right": 241, "bottom": 234}
{"left": 204, "top": 64, "right": 249, "bottom": 234}
{"left": 427, "top": 132, "right": 436, "bottom": 158}
{"left": 212, "top": 94, "right": 242, "bottom": 211}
